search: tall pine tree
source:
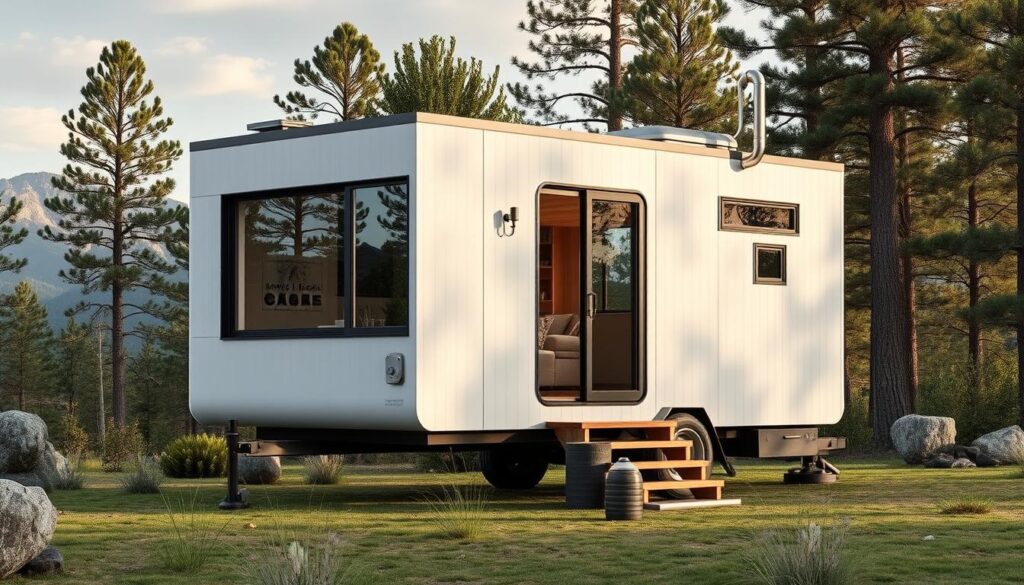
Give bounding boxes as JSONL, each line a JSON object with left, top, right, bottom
{"left": 274, "top": 22, "right": 383, "bottom": 121}
{"left": 42, "top": 41, "right": 187, "bottom": 427}
{"left": 620, "top": 0, "right": 737, "bottom": 129}
{"left": 510, "top": 0, "right": 637, "bottom": 129}
{"left": 377, "top": 36, "right": 518, "bottom": 121}
{"left": 0, "top": 281, "right": 53, "bottom": 411}
{"left": 0, "top": 194, "right": 27, "bottom": 274}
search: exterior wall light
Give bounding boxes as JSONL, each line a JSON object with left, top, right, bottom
{"left": 499, "top": 206, "right": 519, "bottom": 237}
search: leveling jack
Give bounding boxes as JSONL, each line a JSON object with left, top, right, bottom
{"left": 783, "top": 455, "right": 840, "bottom": 484}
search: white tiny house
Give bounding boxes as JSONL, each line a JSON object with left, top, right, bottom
{"left": 190, "top": 73, "right": 846, "bottom": 494}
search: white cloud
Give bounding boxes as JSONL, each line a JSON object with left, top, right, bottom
{"left": 192, "top": 54, "right": 273, "bottom": 96}
{"left": 158, "top": 36, "right": 209, "bottom": 56}
{"left": 0, "top": 107, "right": 66, "bottom": 153}
{"left": 18, "top": 32, "right": 37, "bottom": 42}
{"left": 157, "top": 0, "right": 308, "bottom": 13}
{"left": 51, "top": 36, "right": 106, "bottom": 68}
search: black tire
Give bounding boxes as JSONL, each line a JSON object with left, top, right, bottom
{"left": 479, "top": 447, "right": 549, "bottom": 490}
{"left": 656, "top": 413, "right": 714, "bottom": 499}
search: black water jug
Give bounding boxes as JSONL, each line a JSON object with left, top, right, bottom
{"left": 605, "top": 457, "right": 643, "bottom": 520}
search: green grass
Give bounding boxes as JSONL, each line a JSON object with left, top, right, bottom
{"left": 18, "top": 457, "right": 1024, "bottom": 584}
{"left": 937, "top": 495, "right": 994, "bottom": 515}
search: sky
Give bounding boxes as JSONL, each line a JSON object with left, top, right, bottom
{"left": 0, "top": 0, "right": 768, "bottom": 203}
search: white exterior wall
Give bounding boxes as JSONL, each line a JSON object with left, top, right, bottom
{"left": 189, "top": 125, "right": 420, "bottom": 429}
{"left": 189, "top": 117, "right": 844, "bottom": 432}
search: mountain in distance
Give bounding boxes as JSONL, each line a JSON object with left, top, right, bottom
{"left": 0, "top": 171, "right": 187, "bottom": 330}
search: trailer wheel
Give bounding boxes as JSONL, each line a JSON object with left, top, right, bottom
{"left": 479, "top": 447, "right": 549, "bottom": 490}
{"left": 658, "top": 413, "right": 714, "bottom": 499}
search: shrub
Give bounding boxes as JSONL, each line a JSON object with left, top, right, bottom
{"left": 745, "top": 522, "right": 851, "bottom": 585}
{"left": 242, "top": 534, "right": 354, "bottom": 585}
{"left": 160, "top": 434, "right": 228, "bottom": 478}
{"left": 424, "top": 481, "right": 490, "bottom": 540}
{"left": 156, "top": 490, "right": 227, "bottom": 573}
{"left": 304, "top": 455, "right": 344, "bottom": 485}
{"left": 918, "top": 360, "right": 1018, "bottom": 442}
{"left": 938, "top": 495, "right": 993, "bottom": 515}
{"left": 51, "top": 457, "right": 85, "bottom": 490}
{"left": 61, "top": 413, "right": 91, "bottom": 460}
{"left": 120, "top": 455, "right": 163, "bottom": 494}
{"left": 102, "top": 421, "right": 146, "bottom": 472}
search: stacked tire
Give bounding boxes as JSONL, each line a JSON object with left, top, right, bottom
{"left": 565, "top": 442, "right": 611, "bottom": 509}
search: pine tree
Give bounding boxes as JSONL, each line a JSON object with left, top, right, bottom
{"left": 274, "top": 22, "right": 383, "bottom": 121}
{"left": 510, "top": 0, "right": 637, "bottom": 130}
{"left": 0, "top": 194, "right": 27, "bottom": 274}
{"left": 0, "top": 281, "right": 53, "bottom": 411}
{"left": 53, "top": 318, "right": 98, "bottom": 416}
{"left": 621, "top": 0, "right": 737, "bottom": 129}
{"left": 950, "top": 0, "right": 1024, "bottom": 425}
{"left": 41, "top": 41, "right": 187, "bottom": 428}
{"left": 377, "top": 36, "right": 518, "bottom": 121}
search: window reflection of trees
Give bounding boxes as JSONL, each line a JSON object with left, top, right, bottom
{"left": 356, "top": 184, "right": 409, "bottom": 327}
{"left": 723, "top": 203, "right": 793, "bottom": 230}
{"left": 591, "top": 201, "right": 634, "bottom": 311}
{"left": 246, "top": 194, "right": 343, "bottom": 257}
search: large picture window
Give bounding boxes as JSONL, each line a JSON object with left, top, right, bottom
{"left": 223, "top": 179, "right": 409, "bottom": 338}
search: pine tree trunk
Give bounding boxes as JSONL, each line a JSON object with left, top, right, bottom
{"left": 896, "top": 47, "right": 918, "bottom": 410}
{"left": 967, "top": 181, "right": 983, "bottom": 368}
{"left": 1017, "top": 102, "right": 1024, "bottom": 428}
{"left": 111, "top": 281, "right": 126, "bottom": 427}
{"left": 607, "top": 0, "right": 623, "bottom": 131}
{"left": 869, "top": 62, "right": 912, "bottom": 449}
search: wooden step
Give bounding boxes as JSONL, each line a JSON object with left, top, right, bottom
{"left": 547, "top": 420, "right": 677, "bottom": 429}
{"left": 631, "top": 460, "right": 707, "bottom": 470}
{"left": 642, "top": 479, "right": 724, "bottom": 503}
{"left": 609, "top": 440, "right": 692, "bottom": 450}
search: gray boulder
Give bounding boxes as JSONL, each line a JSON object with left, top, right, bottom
{"left": 951, "top": 457, "right": 976, "bottom": 469}
{"left": 0, "top": 472, "right": 51, "bottom": 491}
{"left": 891, "top": 415, "right": 956, "bottom": 464}
{"left": 36, "top": 442, "right": 67, "bottom": 481}
{"left": 17, "top": 546, "right": 63, "bottom": 577}
{"left": 239, "top": 455, "right": 282, "bottom": 485}
{"left": 924, "top": 453, "right": 954, "bottom": 469}
{"left": 0, "top": 480, "right": 58, "bottom": 579}
{"left": 0, "top": 411, "right": 48, "bottom": 473}
{"left": 972, "top": 425, "right": 1024, "bottom": 465}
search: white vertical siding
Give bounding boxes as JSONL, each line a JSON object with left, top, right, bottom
{"left": 654, "top": 153, "right": 721, "bottom": 423}
{"left": 414, "top": 124, "right": 486, "bottom": 431}
{"left": 480, "top": 131, "right": 660, "bottom": 429}
{"left": 189, "top": 125, "right": 420, "bottom": 429}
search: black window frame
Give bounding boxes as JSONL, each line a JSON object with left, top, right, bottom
{"left": 220, "top": 176, "right": 410, "bottom": 340}
{"left": 753, "top": 243, "right": 787, "bottom": 285}
{"left": 719, "top": 197, "right": 800, "bottom": 235}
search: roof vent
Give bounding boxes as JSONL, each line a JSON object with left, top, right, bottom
{"left": 246, "top": 119, "right": 313, "bottom": 133}
{"left": 609, "top": 69, "right": 766, "bottom": 169}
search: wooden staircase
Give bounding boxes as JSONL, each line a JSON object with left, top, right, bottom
{"left": 548, "top": 420, "right": 726, "bottom": 503}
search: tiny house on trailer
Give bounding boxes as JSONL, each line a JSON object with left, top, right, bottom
{"left": 190, "top": 71, "right": 846, "bottom": 504}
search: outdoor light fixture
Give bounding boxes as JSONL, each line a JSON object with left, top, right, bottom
{"left": 499, "top": 206, "right": 519, "bottom": 237}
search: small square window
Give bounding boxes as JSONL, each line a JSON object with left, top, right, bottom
{"left": 754, "top": 244, "right": 786, "bottom": 285}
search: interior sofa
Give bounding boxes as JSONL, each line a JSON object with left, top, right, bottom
{"left": 538, "top": 313, "right": 580, "bottom": 388}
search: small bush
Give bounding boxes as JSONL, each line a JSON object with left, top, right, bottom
{"left": 156, "top": 490, "right": 227, "bottom": 573}
{"left": 242, "top": 534, "right": 354, "bottom": 585}
{"left": 938, "top": 495, "right": 993, "bottom": 515}
{"left": 102, "top": 421, "right": 146, "bottom": 472}
{"left": 160, "top": 434, "right": 228, "bottom": 478}
{"left": 424, "top": 481, "right": 490, "bottom": 540}
{"left": 61, "top": 413, "right": 91, "bottom": 460}
{"left": 51, "top": 457, "right": 85, "bottom": 490}
{"left": 746, "top": 522, "right": 851, "bottom": 585}
{"left": 304, "top": 455, "right": 344, "bottom": 485}
{"left": 120, "top": 455, "right": 163, "bottom": 494}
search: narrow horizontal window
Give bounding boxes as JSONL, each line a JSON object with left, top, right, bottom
{"left": 721, "top": 197, "right": 799, "bottom": 234}
{"left": 754, "top": 244, "right": 786, "bottom": 285}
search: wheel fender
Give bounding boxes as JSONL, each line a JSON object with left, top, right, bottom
{"left": 655, "top": 407, "right": 736, "bottom": 477}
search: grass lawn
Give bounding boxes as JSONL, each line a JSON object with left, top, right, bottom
{"left": 16, "top": 456, "right": 1024, "bottom": 584}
